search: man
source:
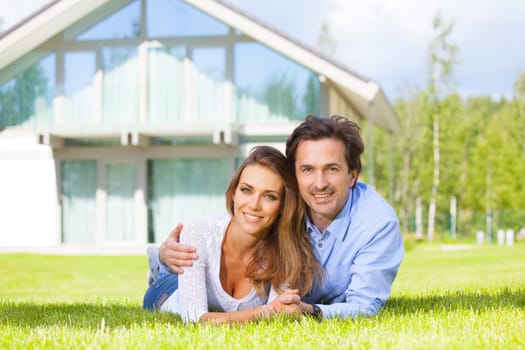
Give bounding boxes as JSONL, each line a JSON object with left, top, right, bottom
{"left": 148, "top": 115, "right": 404, "bottom": 319}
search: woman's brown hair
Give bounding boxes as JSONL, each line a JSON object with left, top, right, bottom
{"left": 225, "top": 146, "right": 322, "bottom": 296}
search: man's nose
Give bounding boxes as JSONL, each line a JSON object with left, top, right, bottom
{"left": 313, "top": 171, "right": 328, "bottom": 189}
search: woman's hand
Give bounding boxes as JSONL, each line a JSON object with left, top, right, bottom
{"left": 265, "top": 289, "right": 302, "bottom": 316}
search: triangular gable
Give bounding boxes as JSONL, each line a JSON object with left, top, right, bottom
{"left": 0, "top": 0, "right": 399, "bottom": 133}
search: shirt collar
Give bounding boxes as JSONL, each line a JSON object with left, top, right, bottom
{"left": 305, "top": 187, "right": 354, "bottom": 241}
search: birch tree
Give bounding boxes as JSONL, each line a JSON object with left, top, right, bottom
{"left": 425, "top": 15, "right": 459, "bottom": 241}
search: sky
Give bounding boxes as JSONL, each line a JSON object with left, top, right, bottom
{"left": 1, "top": 0, "right": 524, "bottom": 101}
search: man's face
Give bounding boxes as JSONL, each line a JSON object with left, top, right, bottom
{"left": 294, "top": 138, "right": 357, "bottom": 231}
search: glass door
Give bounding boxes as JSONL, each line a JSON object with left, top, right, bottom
{"left": 61, "top": 160, "right": 97, "bottom": 243}
{"left": 61, "top": 158, "right": 144, "bottom": 244}
{"left": 105, "top": 163, "right": 137, "bottom": 242}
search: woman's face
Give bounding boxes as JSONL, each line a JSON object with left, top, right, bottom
{"left": 232, "top": 164, "right": 283, "bottom": 239}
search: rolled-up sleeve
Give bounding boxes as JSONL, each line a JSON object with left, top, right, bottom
{"left": 178, "top": 226, "right": 209, "bottom": 323}
{"left": 317, "top": 218, "right": 404, "bottom": 319}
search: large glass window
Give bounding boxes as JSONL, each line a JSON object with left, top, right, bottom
{"left": 147, "top": 0, "right": 228, "bottom": 37}
{"left": 61, "top": 160, "right": 97, "bottom": 244}
{"left": 102, "top": 47, "right": 139, "bottom": 123}
{"left": 64, "top": 52, "right": 96, "bottom": 124}
{"left": 106, "top": 163, "right": 136, "bottom": 241}
{"left": 76, "top": 0, "right": 141, "bottom": 40}
{"left": 234, "top": 42, "right": 319, "bottom": 123}
{"left": 0, "top": 53, "right": 55, "bottom": 128}
{"left": 0, "top": 0, "right": 324, "bottom": 131}
{"left": 192, "top": 47, "right": 226, "bottom": 122}
{"left": 148, "top": 158, "right": 228, "bottom": 243}
{"left": 148, "top": 46, "right": 185, "bottom": 123}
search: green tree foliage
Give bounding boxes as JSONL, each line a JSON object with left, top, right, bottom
{"left": 302, "top": 73, "right": 320, "bottom": 117}
{"left": 368, "top": 18, "right": 525, "bottom": 240}
{"left": 390, "top": 90, "right": 428, "bottom": 233}
{"left": 513, "top": 72, "right": 525, "bottom": 154}
{"left": 260, "top": 72, "right": 301, "bottom": 120}
{"left": 260, "top": 71, "right": 322, "bottom": 121}
{"left": 0, "top": 65, "right": 47, "bottom": 128}
{"left": 386, "top": 87, "right": 525, "bottom": 237}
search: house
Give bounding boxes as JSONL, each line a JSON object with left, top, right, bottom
{"left": 0, "top": 0, "right": 400, "bottom": 250}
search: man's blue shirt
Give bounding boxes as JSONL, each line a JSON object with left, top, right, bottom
{"left": 302, "top": 182, "right": 404, "bottom": 319}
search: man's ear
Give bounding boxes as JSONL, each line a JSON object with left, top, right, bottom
{"left": 349, "top": 170, "right": 358, "bottom": 187}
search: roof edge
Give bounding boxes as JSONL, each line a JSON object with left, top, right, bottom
{"left": 0, "top": 1, "right": 61, "bottom": 39}
{"left": 0, "top": 0, "right": 111, "bottom": 71}
{"left": 184, "top": 0, "right": 375, "bottom": 98}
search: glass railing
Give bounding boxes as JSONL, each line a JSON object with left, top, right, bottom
{"left": 1, "top": 55, "right": 316, "bottom": 131}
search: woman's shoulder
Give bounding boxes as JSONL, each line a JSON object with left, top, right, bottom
{"left": 184, "top": 213, "right": 230, "bottom": 234}
{"left": 180, "top": 213, "right": 231, "bottom": 245}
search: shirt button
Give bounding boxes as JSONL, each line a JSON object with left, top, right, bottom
{"left": 318, "top": 243, "right": 323, "bottom": 248}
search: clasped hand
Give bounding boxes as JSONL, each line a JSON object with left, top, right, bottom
{"left": 270, "top": 289, "right": 302, "bottom": 313}
{"left": 259, "top": 289, "right": 311, "bottom": 319}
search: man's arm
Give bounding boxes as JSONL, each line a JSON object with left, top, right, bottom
{"left": 319, "top": 219, "right": 404, "bottom": 319}
{"left": 275, "top": 218, "right": 404, "bottom": 319}
{"left": 159, "top": 223, "right": 199, "bottom": 274}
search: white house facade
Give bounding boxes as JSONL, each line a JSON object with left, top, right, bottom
{"left": 0, "top": 0, "right": 399, "bottom": 250}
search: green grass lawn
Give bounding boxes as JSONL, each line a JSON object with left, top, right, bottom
{"left": 1, "top": 243, "right": 524, "bottom": 349}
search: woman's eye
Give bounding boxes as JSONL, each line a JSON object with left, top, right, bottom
{"left": 240, "top": 187, "right": 251, "bottom": 194}
{"left": 264, "top": 194, "right": 278, "bottom": 201}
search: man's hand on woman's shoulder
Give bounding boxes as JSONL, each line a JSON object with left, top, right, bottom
{"left": 159, "top": 223, "right": 198, "bottom": 274}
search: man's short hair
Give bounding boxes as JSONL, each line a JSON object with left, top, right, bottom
{"left": 285, "top": 115, "right": 364, "bottom": 176}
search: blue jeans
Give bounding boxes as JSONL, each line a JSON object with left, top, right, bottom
{"left": 143, "top": 266, "right": 179, "bottom": 311}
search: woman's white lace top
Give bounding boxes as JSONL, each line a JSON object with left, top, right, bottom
{"left": 160, "top": 214, "right": 273, "bottom": 322}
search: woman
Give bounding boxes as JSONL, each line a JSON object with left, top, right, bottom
{"left": 143, "top": 146, "right": 322, "bottom": 323}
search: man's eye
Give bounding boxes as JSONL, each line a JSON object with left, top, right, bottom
{"left": 328, "top": 167, "right": 339, "bottom": 173}
{"left": 301, "top": 167, "right": 312, "bottom": 174}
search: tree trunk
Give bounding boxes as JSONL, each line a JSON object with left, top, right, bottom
{"left": 427, "top": 117, "right": 440, "bottom": 241}
{"left": 415, "top": 197, "right": 423, "bottom": 239}
{"left": 401, "top": 150, "right": 411, "bottom": 233}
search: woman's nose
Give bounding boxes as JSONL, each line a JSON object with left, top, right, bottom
{"left": 248, "top": 194, "right": 262, "bottom": 210}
